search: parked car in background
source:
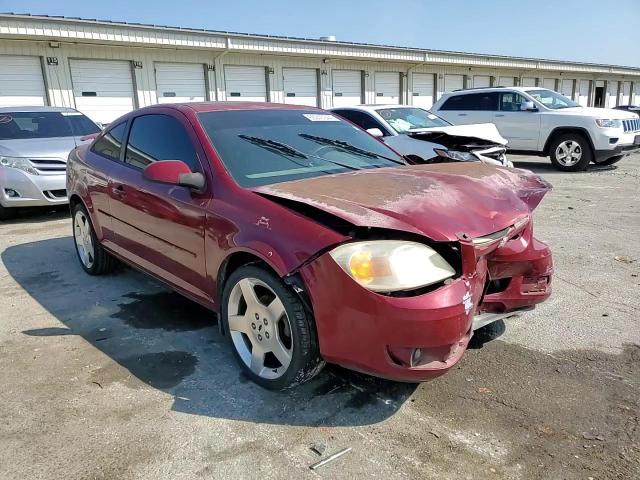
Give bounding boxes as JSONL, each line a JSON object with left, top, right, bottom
{"left": 67, "top": 102, "right": 553, "bottom": 389}
{"left": 614, "top": 105, "right": 640, "bottom": 115}
{"left": 432, "top": 87, "right": 640, "bottom": 171}
{"left": 0, "top": 106, "right": 100, "bottom": 220}
{"left": 331, "top": 105, "right": 511, "bottom": 167}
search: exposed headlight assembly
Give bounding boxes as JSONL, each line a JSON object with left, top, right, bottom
{"left": 0, "top": 156, "right": 38, "bottom": 175}
{"left": 434, "top": 149, "right": 477, "bottom": 162}
{"left": 595, "top": 119, "right": 622, "bottom": 128}
{"left": 329, "top": 240, "right": 456, "bottom": 292}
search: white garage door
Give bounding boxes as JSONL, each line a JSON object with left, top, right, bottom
{"left": 473, "top": 75, "right": 491, "bottom": 88}
{"left": 621, "top": 81, "right": 631, "bottom": 105}
{"left": 543, "top": 78, "right": 557, "bottom": 91}
{"left": 70, "top": 59, "right": 135, "bottom": 124}
{"left": 155, "top": 63, "right": 206, "bottom": 104}
{"left": 332, "top": 70, "right": 362, "bottom": 107}
{"left": 374, "top": 72, "right": 400, "bottom": 104}
{"left": 561, "top": 79, "right": 574, "bottom": 99}
{"left": 578, "top": 80, "right": 590, "bottom": 106}
{"left": 411, "top": 73, "right": 434, "bottom": 109}
{"left": 283, "top": 68, "right": 318, "bottom": 107}
{"left": 521, "top": 77, "right": 537, "bottom": 87}
{"left": 0, "top": 55, "right": 47, "bottom": 106}
{"left": 607, "top": 81, "right": 619, "bottom": 107}
{"left": 498, "top": 76, "right": 515, "bottom": 87}
{"left": 224, "top": 65, "right": 267, "bottom": 102}
{"left": 443, "top": 74, "right": 464, "bottom": 94}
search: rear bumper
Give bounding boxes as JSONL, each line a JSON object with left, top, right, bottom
{"left": 0, "top": 167, "right": 67, "bottom": 208}
{"left": 299, "top": 225, "right": 552, "bottom": 382}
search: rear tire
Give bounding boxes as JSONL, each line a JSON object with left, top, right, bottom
{"left": 72, "top": 203, "right": 117, "bottom": 275}
{"left": 221, "top": 265, "right": 324, "bottom": 390}
{"left": 549, "top": 133, "right": 592, "bottom": 172}
{"left": 593, "top": 154, "right": 624, "bottom": 166}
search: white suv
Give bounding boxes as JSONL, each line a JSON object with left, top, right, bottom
{"left": 432, "top": 87, "right": 640, "bottom": 171}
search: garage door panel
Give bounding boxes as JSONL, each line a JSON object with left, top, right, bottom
{"left": 70, "top": 60, "right": 135, "bottom": 124}
{"left": 156, "top": 63, "right": 206, "bottom": 103}
{"left": 332, "top": 70, "right": 361, "bottom": 107}
{"left": 578, "top": 80, "right": 590, "bottom": 106}
{"left": 473, "top": 75, "right": 491, "bottom": 88}
{"left": 0, "top": 55, "right": 47, "bottom": 106}
{"left": 224, "top": 66, "right": 267, "bottom": 102}
{"left": 561, "top": 79, "right": 574, "bottom": 98}
{"left": 498, "top": 76, "right": 515, "bottom": 87}
{"left": 543, "top": 79, "right": 556, "bottom": 91}
{"left": 375, "top": 72, "right": 400, "bottom": 104}
{"left": 521, "top": 77, "right": 536, "bottom": 87}
{"left": 283, "top": 68, "right": 318, "bottom": 107}
{"left": 412, "top": 73, "right": 434, "bottom": 109}
{"left": 443, "top": 74, "right": 464, "bottom": 93}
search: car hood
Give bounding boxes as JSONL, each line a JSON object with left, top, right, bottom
{"left": 0, "top": 136, "right": 85, "bottom": 160}
{"left": 253, "top": 163, "right": 551, "bottom": 242}
{"left": 553, "top": 106, "right": 639, "bottom": 119}
{"left": 406, "top": 123, "right": 508, "bottom": 146}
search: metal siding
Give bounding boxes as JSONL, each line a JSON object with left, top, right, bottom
{"left": 155, "top": 62, "right": 206, "bottom": 103}
{"left": 0, "top": 54, "right": 47, "bottom": 106}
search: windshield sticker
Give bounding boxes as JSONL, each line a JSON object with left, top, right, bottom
{"left": 0, "top": 115, "right": 13, "bottom": 124}
{"left": 60, "top": 111, "right": 83, "bottom": 116}
{"left": 427, "top": 114, "right": 438, "bottom": 120}
{"left": 303, "top": 114, "right": 340, "bottom": 122}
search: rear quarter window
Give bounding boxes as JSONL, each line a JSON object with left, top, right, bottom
{"left": 91, "top": 121, "right": 127, "bottom": 161}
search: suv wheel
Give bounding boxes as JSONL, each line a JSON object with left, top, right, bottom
{"left": 221, "top": 265, "right": 324, "bottom": 390}
{"left": 549, "top": 133, "right": 592, "bottom": 172}
{"left": 72, "top": 203, "right": 117, "bottom": 275}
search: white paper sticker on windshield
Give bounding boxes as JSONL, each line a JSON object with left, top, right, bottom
{"left": 60, "top": 111, "right": 83, "bottom": 116}
{"left": 0, "top": 115, "right": 13, "bottom": 124}
{"left": 303, "top": 114, "right": 340, "bottom": 122}
{"left": 427, "top": 114, "right": 438, "bottom": 120}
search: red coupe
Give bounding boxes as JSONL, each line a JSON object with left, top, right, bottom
{"left": 67, "top": 102, "right": 553, "bottom": 389}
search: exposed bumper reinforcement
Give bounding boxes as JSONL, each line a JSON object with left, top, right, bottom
{"left": 472, "top": 306, "right": 534, "bottom": 331}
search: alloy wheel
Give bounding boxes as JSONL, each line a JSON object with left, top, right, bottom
{"left": 555, "top": 140, "right": 583, "bottom": 166}
{"left": 227, "top": 277, "right": 293, "bottom": 379}
{"left": 73, "top": 210, "right": 95, "bottom": 268}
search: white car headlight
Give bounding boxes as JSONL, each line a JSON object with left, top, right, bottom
{"left": 329, "top": 240, "right": 456, "bottom": 292}
{"left": 0, "top": 156, "right": 38, "bottom": 175}
{"left": 434, "top": 149, "right": 476, "bottom": 162}
{"left": 595, "top": 119, "right": 622, "bottom": 128}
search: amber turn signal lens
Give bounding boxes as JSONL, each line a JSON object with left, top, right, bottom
{"left": 349, "top": 251, "right": 374, "bottom": 284}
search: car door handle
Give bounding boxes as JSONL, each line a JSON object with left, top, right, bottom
{"left": 457, "top": 113, "right": 467, "bottom": 116}
{"left": 495, "top": 114, "right": 505, "bottom": 117}
{"left": 111, "top": 184, "right": 125, "bottom": 196}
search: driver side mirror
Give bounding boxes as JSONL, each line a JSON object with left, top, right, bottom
{"left": 366, "top": 127, "right": 384, "bottom": 138}
{"left": 143, "top": 160, "right": 205, "bottom": 191}
{"left": 520, "top": 100, "right": 538, "bottom": 112}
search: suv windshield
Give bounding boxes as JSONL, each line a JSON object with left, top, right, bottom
{"left": 377, "top": 107, "right": 451, "bottom": 133}
{"left": 198, "top": 109, "right": 404, "bottom": 187}
{"left": 0, "top": 111, "right": 100, "bottom": 140}
{"left": 526, "top": 89, "right": 579, "bottom": 109}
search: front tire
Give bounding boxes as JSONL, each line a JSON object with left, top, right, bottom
{"left": 549, "top": 133, "right": 592, "bottom": 172}
{"left": 72, "top": 203, "right": 117, "bottom": 275}
{"left": 593, "top": 154, "right": 624, "bottom": 166}
{"left": 221, "top": 265, "right": 324, "bottom": 390}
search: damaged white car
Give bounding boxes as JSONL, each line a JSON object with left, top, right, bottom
{"left": 331, "top": 105, "right": 512, "bottom": 167}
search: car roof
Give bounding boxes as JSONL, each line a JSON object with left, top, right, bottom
{"left": 142, "top": 101, "right": 322, "bottom": 113}
{"left": 443, "top": 86, "right": 545, "bottom": 95}
{"left": 0, "top": 105, "right": 81, "bottom": 113}
{"left": 330, "top": 104, "right": 417, "bottom": 113}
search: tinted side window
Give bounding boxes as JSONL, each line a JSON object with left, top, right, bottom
{"left": 333, "top": 110, "right": 389, "bottom": 135}
{"left": 91, "top": 121, "right": 127, "bottom": 161}
{"left": 440, "top": 93, "right": 498, "bottom": 111}
{"left": 125, "top": 115, "right": 199, "bottom": 171}
{"left": 500, "top": 92, "right": 529, "bottom": 111}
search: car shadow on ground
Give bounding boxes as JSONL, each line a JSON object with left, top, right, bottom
{"left": 511, "top": 159, "right": 619, "bottom": 176}
{"left": 3, "top": 236, "right": 418, "bottom": 427}
{"left": 0, "top": 205, "right": 69, "bottom": 224}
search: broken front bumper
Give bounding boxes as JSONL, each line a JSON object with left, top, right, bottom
{"left": 298, "top": 220, "right": 552, "bottom": 382}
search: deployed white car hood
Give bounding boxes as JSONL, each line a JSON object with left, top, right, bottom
{"left": 406, "top": 123, "right": 508, "bottom": 145}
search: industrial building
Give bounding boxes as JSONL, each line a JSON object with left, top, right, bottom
{"left": 1, "top": 12, "right": 639, "bottom": 124}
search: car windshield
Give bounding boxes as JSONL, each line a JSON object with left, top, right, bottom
{"left": 376, "top": 107, "right": 451, "bottom": 133}
{"left": 0, "top": 111, "right": 100, "bottom": 140}
{"left": 526, "top": 89, "right": 579, "bottom": 109}
{"left": 198, "top": 109, "right": 404, "bottom": 187}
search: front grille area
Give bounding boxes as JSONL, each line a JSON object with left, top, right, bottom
{"left": 44, "top": 189, "right": 67, "bottom": 199}
{"left": 28, "top": 158, "right": 67, "bottom": 175}
{"left": 623, "top": 118, "right": 640, "bottom": 133}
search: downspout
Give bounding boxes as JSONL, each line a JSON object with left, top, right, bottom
{"left": 212, "top": 37, "right": 232, "bottom": 101}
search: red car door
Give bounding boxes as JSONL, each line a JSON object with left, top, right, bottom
{"left": 107, "top": 111, "right": 211, "bottom": 304}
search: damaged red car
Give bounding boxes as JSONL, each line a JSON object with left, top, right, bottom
{"left": 67, "top": 102, "right": 553, "bottom": 389}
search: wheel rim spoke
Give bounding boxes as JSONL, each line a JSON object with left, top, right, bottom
{"left": 227, "top": 314, "right": 249, "bottom": 334}
{"left": 238, "top": 278, "right": 260, "bottom": 309}
{"left": 267, "top": 296, "right": 286, "bottom": 321}
{"left": 250, "top": 344, "right": 266, "bottom": 375}
{"left": 74, "top": 212, "right": 94, "bottom": 268}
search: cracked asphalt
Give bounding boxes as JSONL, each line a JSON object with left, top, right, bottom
{"left": 1, "top": 154, "right": 639, "bottom": 479}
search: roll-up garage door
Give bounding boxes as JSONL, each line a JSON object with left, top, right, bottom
{"left": 521, "top": 77, "right": 537, "bottom": 87}
{"left": 498, "top": 76, "right": 515, "bottom": 87}
{"left": 443, "top": 74, "right": 464, "bottom": 93}
{"left": 374, "top": 72, "right": 400, "bottom": 104}
{"left": 156, "top": 63, "right": 206, "bottom": 104}
{"left": 283, "top": 68, "right": 318, "bottom": 107}
{"left": 332, "top": 70, "right": 362, "bottom": 107}
{"left": 224, "top": 65, "right": 267, "bottom": 102}
{"left": 621, "top": 81, "right": 631, "bottom": 105}
{"left": 473, "top": 75, "right": 491, "bottom": 88}
{"left": 0, "top": 55, "right": 47, "bottom": 106}
{"left": 561, "top": 79, "right": 574, "bottom": 99}
{"left": 543, "top": 78, "right": 556, "bottom": 91}
{"left": 70, "top": 59, "right": 135, "bottom": 124}
{"left": 607, "top": 81, "right": 619, "bottom": 107}
{"left": 578, "top": 80, "right": 590, "bottom": 106}
{"left": 411, "top": 73, "right": 435, "bottom": 109}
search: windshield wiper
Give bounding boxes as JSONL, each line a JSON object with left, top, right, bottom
{"left": 298, "top": 134, "right": 404, "bottom": 164}
{"left": 237, "top": 134, "right": 360, "bottom": 171}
